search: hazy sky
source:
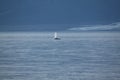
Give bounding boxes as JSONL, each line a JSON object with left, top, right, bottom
{"left": 0, "top": 0, "right": 120, "bottom": 31}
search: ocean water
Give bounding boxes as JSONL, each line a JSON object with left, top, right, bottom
{"left": 0, "top": 32, "right": 120, "bottom": 80}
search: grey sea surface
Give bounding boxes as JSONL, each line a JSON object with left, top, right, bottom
{"left": 0, "top": 32, "right": 120, "bottom": 80}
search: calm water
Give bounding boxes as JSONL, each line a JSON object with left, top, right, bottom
{"left": 0, "top": 32, "right": 120, "bottom": 80}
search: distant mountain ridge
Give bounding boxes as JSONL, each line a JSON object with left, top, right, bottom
{"left": 0, "top": 22, "right": 120, "bottom": 32}
{"left": 68, "top": 22, "right": 120, "bottom": 31}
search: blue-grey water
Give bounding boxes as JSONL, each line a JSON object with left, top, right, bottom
{"left": 0, "top": 32, "right": 120, "bottom": 80}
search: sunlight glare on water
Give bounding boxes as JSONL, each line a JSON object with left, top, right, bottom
{"left": 0, "top": 32, "right": 120, "bottom": 80}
